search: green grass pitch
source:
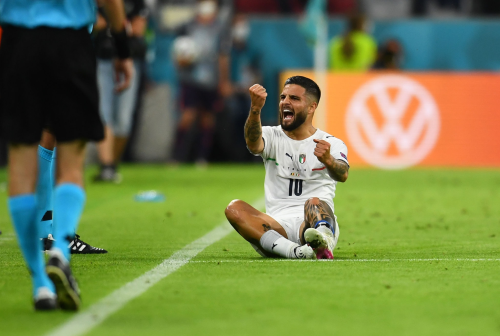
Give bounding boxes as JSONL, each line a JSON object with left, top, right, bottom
{"left": 0, "top": 164, "right": 499, "bottom": 336}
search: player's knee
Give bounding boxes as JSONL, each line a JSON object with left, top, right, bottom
{"left": 305, "top": 197, "right": 321, "bottom": 207}
{"left": 225, "top": 199, "right": 243, "bottom": 223}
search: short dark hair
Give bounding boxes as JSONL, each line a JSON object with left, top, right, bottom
{"left": 284, "top": 76, "right": 321, "bottom": 104}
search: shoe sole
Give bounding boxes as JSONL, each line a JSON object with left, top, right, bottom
{"left": 92, "top": 174, "right": 122, "bottom": 184}
{"left": 304, "top": 228, "right": 328, "bottom": 249}
{"left": 34, "top": 298, "right": 58, "bottom": 311}
{"left": 46, "top": 265, "right": 80, "bottom": 311}
{"left": 304, "top": 229, "right": 334, "bottom": 260}
{"left": 70, "top": 250, "right": 108, "bottom": 254}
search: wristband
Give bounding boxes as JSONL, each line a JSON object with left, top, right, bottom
{"left": 111, "top": 29, "right": 131, "bottom": 59}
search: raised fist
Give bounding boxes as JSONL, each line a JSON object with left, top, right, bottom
{"left": 249, "top": 84, "right": 267, "bottom": 111}
{"left": 313, "top": 139, "right": 333, "bottom": 166}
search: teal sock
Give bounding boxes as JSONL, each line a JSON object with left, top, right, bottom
{"left": 52, "top": 184, "right": 85, "bottom": 261}
{"left": 36, "top": 145, "right": 54, "bottom": 238}
{"left": 8, "top": 194, "right": 55, "bottom": 296}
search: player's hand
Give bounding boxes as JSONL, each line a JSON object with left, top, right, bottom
{"left": 313, "top": 139, "right": 333, "bottom": 166}
{"left": 113, "top": 58, "right": 135, "bottom": 93}
{"left": 249, "top": 84, "right": 267, "bottom": 111}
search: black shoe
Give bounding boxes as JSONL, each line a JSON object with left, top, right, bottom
{"left": 69, "top": 234, "right": 108, "bottom": 254}
{"left": 46, "top": 253, "right": 81, "bottom": 311}
{"left": 34, "top": 287, "right": 58, "bottom": 311}
{"left": 41, "top": 234, "right": 55, "bottom": 252}
{"left": 93, "top": 166, "right": 122, "bottom": 183}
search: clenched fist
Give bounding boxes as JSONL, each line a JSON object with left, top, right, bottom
{"left": 313, "top": 139, "right": 333, "bottom": 166}
{"left": 249, "top": 84, "right": 267, "bottom": 111}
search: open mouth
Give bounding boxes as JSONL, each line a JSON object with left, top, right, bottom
{"left": 283, "top": 109, "right": 294, "bottom": 121}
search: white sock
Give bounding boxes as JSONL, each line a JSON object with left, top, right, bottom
{"left": 260, "top": 230, "right": 300, "bottom": 259}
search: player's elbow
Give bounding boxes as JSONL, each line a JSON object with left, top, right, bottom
{"left": 337, "top": 171, "right": 348, "bottom": 183}
{"left": 246, "top": 143, "right": 263, "bottom": 155}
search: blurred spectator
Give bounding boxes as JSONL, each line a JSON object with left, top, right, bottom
{"left": 225, "top": 14, "right": 261, "bottom": 161}
{"left": 412, "top": 0, "right": 473, "bottom": 16}
{"left": 233, "top": 0, "right": 355, "bottom": 15}
{"left": 171, "top": 0, "right": 231, "bottom": 165}
{"left": 328, "top": 0, "right": 357, "bottom": 14}
{"left": 360, "top": 0, "right": 412, "bottom": 19}
{"left": 473, "top": 0, "right": 500, "bottom": 15}
{"left": 328, "top": 13, "right": 377, "bottom": 71}
{"left": 413, "top": 0, "right": 460, "bottom": 15}
{"left": 277, "top": 0, "right": 308, "bottom": 13}
{"left": 234, "top": 0, "right": 304, "bottom": 14}
{"left": 93, "top": 0, "right": 149, "bottom": 182}
{"left": 373, "top": 39, "right": 404, "bottom": 70}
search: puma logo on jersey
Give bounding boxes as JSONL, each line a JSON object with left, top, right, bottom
{"left": 286, "top": 153, "right": 293, "bottom": 161}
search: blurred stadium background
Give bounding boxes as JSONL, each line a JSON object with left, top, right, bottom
{"left": 2, "top": 0, "right": 499, "bottom": 169}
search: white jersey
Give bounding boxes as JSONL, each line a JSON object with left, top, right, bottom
{"left": 254, "top": 126, "right": 349, "bottom": 218}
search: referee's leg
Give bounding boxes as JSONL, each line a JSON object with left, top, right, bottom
{"left": 7, "top": 143, "right": 58, "bottom": 309}
{"left": 45, "top": 140, "right": 87, "bottom": 310}
{"left": 1, "top": 24, "right": 59, "bottom": 309}
{"left": 50, "top": 141, "right": 86, "bottom": 257}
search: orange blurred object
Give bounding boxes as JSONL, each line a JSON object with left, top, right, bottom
{"left": 281, "top": 71, "right": 500, "bottom": 168}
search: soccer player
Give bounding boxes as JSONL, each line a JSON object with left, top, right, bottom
{"left": 225, "top": 76, "right": 349, "bottom": 259}
{"left": 0, "top": 0, "right": 132, "bottom": 310}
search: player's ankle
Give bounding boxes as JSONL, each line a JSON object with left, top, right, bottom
{"left": 260, "top": 230, "right": 300, "bottom": 259}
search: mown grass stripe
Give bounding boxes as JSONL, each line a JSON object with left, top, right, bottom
{"left": 44, "top": 197, "right": 265, "bottom": 336}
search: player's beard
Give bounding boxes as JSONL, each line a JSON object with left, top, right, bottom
{"left": 280, "top": 109, "right": 307, "bottom": 131}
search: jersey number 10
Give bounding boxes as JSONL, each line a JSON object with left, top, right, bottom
{"left": 288, "top": 179, "right": 303, "bottom": 196}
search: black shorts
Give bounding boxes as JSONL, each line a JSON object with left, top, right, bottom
{"left": 0, "top": 25, "right": 104, "bottom": 144}
{"left": 180, "top": 83, "right": 221, "bottom": 113}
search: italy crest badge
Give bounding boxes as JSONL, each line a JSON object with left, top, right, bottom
{"left": 299, "top": 154, "right": 306, "bottom": 164}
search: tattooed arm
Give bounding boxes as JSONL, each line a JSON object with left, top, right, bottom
{"left": 245, "top": 84, "right": 267, "bottom": 154}
{"left": 325, "top": 159, "right": 349, "bottom": 182}
{"left": 313, "top": 139, "right": 349, "bottom": 182}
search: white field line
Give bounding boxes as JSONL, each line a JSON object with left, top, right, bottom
{"left": 45, "top": 197, "right": 265, "bottom": 336}
{"left": 188, "top": 258, "right": 500, "bottom": 263}
{"left": 0, "top": 232, "right": 15, "bottom": 239}
{"left": 0, "top": 235, "right": 14, "bottom": 245}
